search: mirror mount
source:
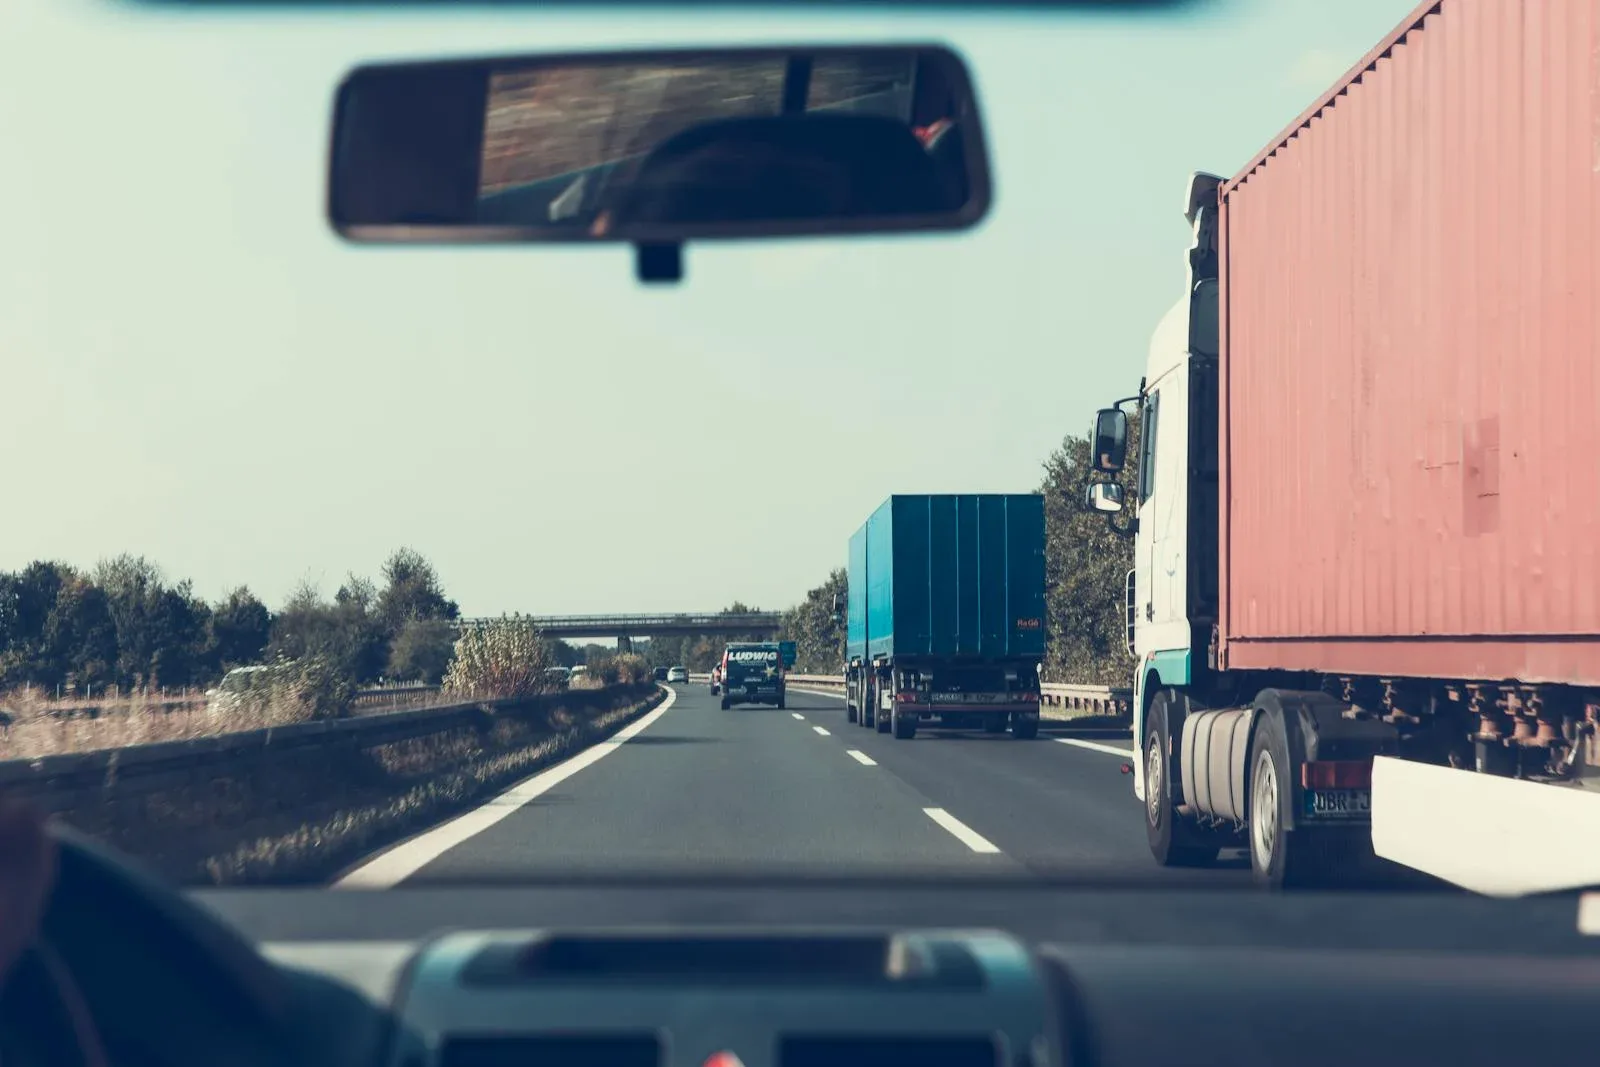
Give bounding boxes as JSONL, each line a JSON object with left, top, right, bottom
{"left": 636, "top": 242, "right": 683, "bottom": 284}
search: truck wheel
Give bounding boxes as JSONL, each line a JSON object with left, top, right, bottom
{"left": 876, "top": 705, "right": 892, "bottom": 733}
{"left": 777, "top": 693, "right": 786, "bottom": 710}
{"left": 1247, "top": 709, "right": 1332, "bottom": 889}
{"left": 720, "top": 696, "right": 731, "bottom": 711}
{"left": 1144, "top": 691, "right": 1219, "bottom": 867}
{"left": 892, "top": 706, "right": 918, "bottom": 739}
{"left": 847, "top": 703, "right": 858, "bottom": 724}
{"left": 1010, "top": 716, "right": 1039, "bottom": 740}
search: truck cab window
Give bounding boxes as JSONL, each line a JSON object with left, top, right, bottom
{"left": 1137, "top": 391, "right": 1160, "bottom": 504}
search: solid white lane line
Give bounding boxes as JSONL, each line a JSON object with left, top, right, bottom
{"left": 791, "top": 713, "right": 805, "bottom": 720}
{"left": 846, "top": 749, "right": 877, "bottom": 766}
{"left": 1055, "top": 737, "right": 1135, "bottom": 758}
{"left": 333, "top": 688, "right": 678, "bottom": 889}
{"left": 923, "top": 807, "right": 1001, "bottom": 854}
{"left": 813, "top": 726, "right": 830, "bottom": 736}
{"left": 790, "top": 687, "right": 847, "bottom": 700}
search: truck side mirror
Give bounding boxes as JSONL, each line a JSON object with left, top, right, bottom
{"left": 1091, "top": 408, "right": 1128, "bottom": 472}
{"left": 1084, "top": 481, "right": 1125, "bottom": 514}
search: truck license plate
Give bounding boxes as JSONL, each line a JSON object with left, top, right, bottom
{"left": 1302, "top": 789, "right": 1371, "bottom": 819}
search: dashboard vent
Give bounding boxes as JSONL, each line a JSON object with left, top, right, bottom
{"left": 780, "top": 1034, "right": 1001, "bottom": 1067}
{"left": 439, "top": 1034, "right": 661, "bottom": 1067}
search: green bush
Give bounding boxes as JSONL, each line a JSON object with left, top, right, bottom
{"left": 442, "top": 615, "right": 551, "bottom": 700}
{"left": 387, "top": 618, "right": 456, "bottom": 684}
{"left": 581, "top": 651, "right": 650, "bottom": 687}
{"left": 206, "top": 654, "right": 354, "bottom": 721}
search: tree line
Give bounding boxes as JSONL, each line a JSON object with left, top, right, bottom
{"left": 638, "top": 603, "right": 773, "bottom": 673}
{"left": 0, "top": 548, "right": 462, "bottom": 695}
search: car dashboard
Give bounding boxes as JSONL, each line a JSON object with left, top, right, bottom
{"left": 193, "top": 882, "right": 1600, "bottom": 1067}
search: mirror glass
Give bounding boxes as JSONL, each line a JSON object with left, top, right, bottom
{"left": 1085, "top": 481, "right": 1125, "bottom": 514}
{"left": 329, "top": 46, "right": 990, "bottom": 245}
{"left": 1091, "top": 408, "right": 1129, "bottom": 472}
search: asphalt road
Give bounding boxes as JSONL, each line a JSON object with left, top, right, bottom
{"left": 369, "top": 683, "right": 1252, "bottom": 887}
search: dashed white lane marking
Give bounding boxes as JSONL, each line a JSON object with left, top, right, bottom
{"left": 1056, "top": 737, "right": 1135, "bottom": 758}
{"left": 791, "top": 713, "right": 805, "bottom": 720}
{"left": 846, "top": 749, "right": 877, "bottom": 766}
{"left": 923, "top": 807, "right": 1001, "bottom": 854}
{"left": 813, "top": 726, "right": 830, "bottom": 736}
{"left": 333, "top": 687, "right": 678, "bottom": 889}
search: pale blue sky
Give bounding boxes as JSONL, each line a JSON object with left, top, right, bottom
{"left": 0, "top": 0, "right": 1410, "bottom": 617}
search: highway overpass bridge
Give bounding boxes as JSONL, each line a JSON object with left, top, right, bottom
{"left": 454, "top": 612, "right": 782, "bottom": 642}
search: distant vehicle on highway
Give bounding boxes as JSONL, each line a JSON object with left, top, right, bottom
{"left": 666, "top": 666, "right": 689, "bottom": 683}
{"left": 709, "top": 665, "right": 722, "bottom": 695}
{"left": 845, "top": 494, "right": 1045, "bottom": 740}
{"left": 544, "top": 666, "right": 572, "bottom": 689}
{"left": 720, "top": 642, "right": 786, "bottom": 710}
{"left": 653, "top": 666, "right": 670, "bottom": 681}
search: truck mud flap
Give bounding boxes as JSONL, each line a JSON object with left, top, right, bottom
{"left": 1254, "top": 689, "right": 1399, "bottom": 833}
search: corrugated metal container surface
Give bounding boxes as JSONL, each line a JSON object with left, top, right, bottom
{"left": 846, "top": 522, "right": 870, "bottom": 662}
{"left": 848, "top": 494, "right": 1046, "bottom": 663}
{"left": 1219, "top": 0, "right": 1600, "bottom": 685}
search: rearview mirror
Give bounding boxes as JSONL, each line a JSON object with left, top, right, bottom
{"left": 328, "top": 45, "right": 991, "bottom": 280}
{"left": 1084, "top": 481, "right": 1125, "bottom": 514}
{"left": 1091, "top": 408, "right": 1129, "bottom": 472}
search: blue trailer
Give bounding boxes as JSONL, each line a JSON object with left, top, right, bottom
{"left": 844, "top": 494, "right": 1046, "bottom": 740}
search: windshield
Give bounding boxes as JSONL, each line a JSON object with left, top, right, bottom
{"left": 5, "top": 0, "right": 1588, "bottom": 899}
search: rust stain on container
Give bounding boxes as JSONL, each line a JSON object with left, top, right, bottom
{"left": 1218, "top": 0, "right": 1600, "bottom": 686}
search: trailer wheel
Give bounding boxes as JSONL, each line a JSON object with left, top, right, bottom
{"left": 1010, "top": 716, "right": 1039, "bottom": 740}
{"left": 876, "top": 703, "right": 892, "bottom": 733}
{"left": 847, "top": 702, "right": 858, "bottom": 724}
{"left": 892, "top": 706, "right": 918, "bottom": 739}
{"left": 1144, "top": 691, "right": 1219, "bottom": 867}
{"left": 777, "top": 693, "right": 786, "bottom": 710}
{"left": 720, "top": 696, "right": 731, "bottom": 711}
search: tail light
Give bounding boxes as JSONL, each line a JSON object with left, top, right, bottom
{"left": 896, "top": 691, "right": 919, "bottom": 704}
{"left": 1301, "top": 760, "right": 1372, "bottom": 789}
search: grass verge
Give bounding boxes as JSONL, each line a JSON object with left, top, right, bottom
{"left": 51, "top": 685, "right": 665, "bottom": 886}
{"left": 1041, "top": 705, "right": 1131, "bottom": 730}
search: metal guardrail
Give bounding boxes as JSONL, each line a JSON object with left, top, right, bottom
{"left": 0, "top": 682, "right": 658, "bottom": 813}
{"left": 1040, "top": 683, "right": 1133, "bottom": 718}
{"left": 455, "top": 613, "right": 782, "bottom": 637}
{"left": 348, "top": 683, "right": 443, "bottom": 711}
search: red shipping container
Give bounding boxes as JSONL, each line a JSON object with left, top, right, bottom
{"left": 1217, "top": 0, "right": 1600, "bottom": 686}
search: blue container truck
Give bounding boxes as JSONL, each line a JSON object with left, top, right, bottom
{"left": 844, "top": 494, "right": 1047, "bottom": 740}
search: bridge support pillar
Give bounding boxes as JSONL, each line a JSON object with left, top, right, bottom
{"left": 617, "top": 636, "right": 633, "bottom": 654}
